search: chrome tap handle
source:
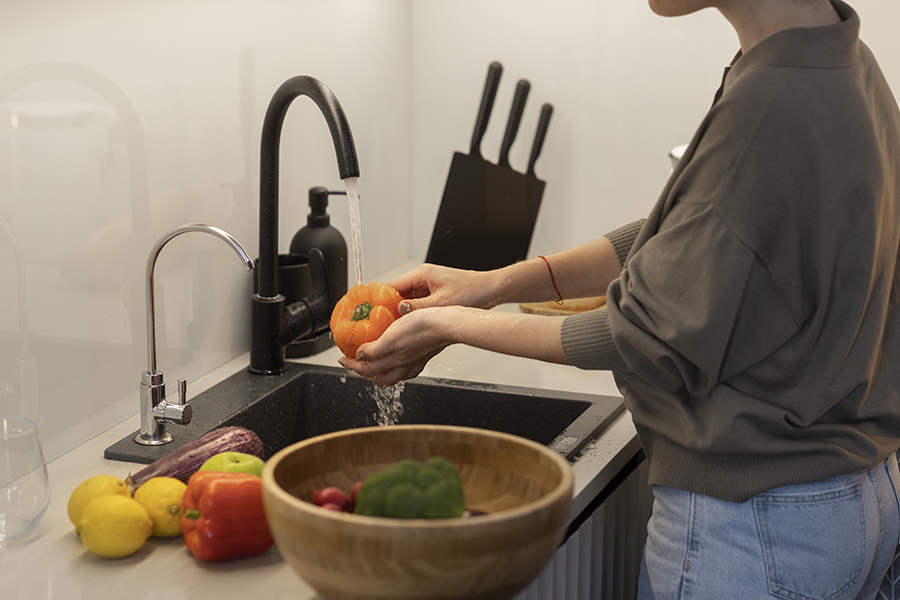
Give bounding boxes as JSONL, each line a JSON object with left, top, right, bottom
{"left": 161, "top": 399, "right": 192, "bottom": 425}
{"left": 162, "top": 378, "right": 192, "bottom": 424}
{"left": 135, "top": 372, "right": 192, "bottom": 445}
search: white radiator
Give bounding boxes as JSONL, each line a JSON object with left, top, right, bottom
{"left": 881, "top": 548, "right": 900, "bottom": 600}
{"left": 514, "top": 457, "right": 652, "bottom": 600}
{"left": 878, "top": 448, "right": 900, "bottom": 599}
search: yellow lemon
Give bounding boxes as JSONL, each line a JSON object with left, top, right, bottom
{"left": 76, "top": 495, "right": 153, "bottom": 558}
{"left": 67, "top": 474, "right": 130, "bottom": 527}
{"left": 133, "top": 476, "right": 187, "bottom": 537}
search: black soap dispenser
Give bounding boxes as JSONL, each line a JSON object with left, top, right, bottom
{"left": 290, "top": 186, "right": 349, "bottom": 316}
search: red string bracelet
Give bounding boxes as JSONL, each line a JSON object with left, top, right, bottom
{"left": 538, "top": 255, "right": 564, "bottom": 305}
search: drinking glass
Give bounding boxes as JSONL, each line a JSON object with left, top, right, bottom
{"left": 0, "top": 417, "right": 50, "bottom": 541}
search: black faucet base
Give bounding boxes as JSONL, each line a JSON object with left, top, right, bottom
{"left": 285, "top": 330, "right": 334, "bottom": 358}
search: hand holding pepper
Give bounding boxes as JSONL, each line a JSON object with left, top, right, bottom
{"left": 339, "top": 305, "right": 454, "bottom": 386}
{"left": 388, "top": 264, "right": 507, "bottom": 314}
{"left": 333, "top": 272, "right": 495, "bottom": 386}
{"left": 330, "top": 282, "right": 403, "bottom": 359}
{"left": 181, "top": 471, "right": 274, "bottom": 562}
{"left": 335, "top": 262, "right": 574, "bottom": 386}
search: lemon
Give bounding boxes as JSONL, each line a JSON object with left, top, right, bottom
{"left": 133, "top": 477, "right": 187, "bottom": 537}
{"left": 67, "top": 474, "right": 130, "bottom": 527}
{"left": 76, "top": 495, "right": 153, "bottom": 558}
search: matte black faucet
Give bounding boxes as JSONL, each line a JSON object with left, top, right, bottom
{"left": 250, "top": 76, "right": 360, "bottom": 375}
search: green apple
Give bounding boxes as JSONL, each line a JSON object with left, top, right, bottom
{"left": 199, "top": 451, "right": 265, "bottom": 477}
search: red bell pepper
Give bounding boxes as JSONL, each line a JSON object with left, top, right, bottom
{"left": 180, "top": 470, "right": 274, "bottom": 561}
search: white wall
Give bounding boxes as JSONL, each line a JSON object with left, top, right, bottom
{"left": 1, "top": 0, "right": 898, "bottom": 460}
{"left": 409, "top": 0, "right": 900, "bottom": 258}
{"left": 0, "top": 0, "right": 412, "bottom": 460}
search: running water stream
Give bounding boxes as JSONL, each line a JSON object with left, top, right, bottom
{"left": 344, "top": 176, "right": 365, "bottom": 286}
{"left": 342, "top": 176, "right": 405, "bottom": 424}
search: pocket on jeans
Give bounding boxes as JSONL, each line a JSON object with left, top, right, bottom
{"left": 754, "top": 480, "right": 865, "bottom": 600}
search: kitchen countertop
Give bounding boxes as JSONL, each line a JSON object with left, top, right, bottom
{"left": 0, "top": 307, "right": 639, "bottom": 600}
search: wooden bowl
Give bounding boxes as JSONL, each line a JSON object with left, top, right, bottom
{"left": 262, "top": 425, "right": 574, "bottom": 600}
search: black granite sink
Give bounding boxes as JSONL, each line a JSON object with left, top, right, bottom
{"left": 105, "top": 362, "right": 624, "bottom": 464}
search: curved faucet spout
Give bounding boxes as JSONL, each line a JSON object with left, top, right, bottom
{"left": 251, "top": 76, "right": 360, "bottom": 375}
{"left": 137, "top": 223, "right": 254, "bottom": 446}
{"left": 146, "top": 224, "right": 254, "bottom": 373}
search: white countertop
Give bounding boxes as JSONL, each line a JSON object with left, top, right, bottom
{"left": 0, "top": 308, "right": 639, "bottom": 600}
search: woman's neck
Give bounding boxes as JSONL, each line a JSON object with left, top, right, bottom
{"left": 717, "top": 0, "right": 841, "bottom": 52}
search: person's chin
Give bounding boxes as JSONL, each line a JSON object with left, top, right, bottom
{"left": 648, "top": 0, "right": 710, "bottom": 18}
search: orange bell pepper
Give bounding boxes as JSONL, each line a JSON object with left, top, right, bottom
{"left": 180, "top": 471, "right": 274, "bottom": 561}
{"left": 330, "top": 282, "right": 403, "bottom": 359}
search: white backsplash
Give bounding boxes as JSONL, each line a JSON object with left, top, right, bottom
{"left": 0, "top": 0, "right": 898, "bottom": 460}
{"left": 0, "top": 0, "right": 412, "bottom": 460}
{"left": 409, "top": 0, "right": 900, "bottom": 259}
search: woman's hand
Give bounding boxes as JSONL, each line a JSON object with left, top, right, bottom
{"left": 389, "top": 237, "right": 621, "bottom": 313}
{"left": 336, "top": 247, "right": 613, "bottom": 385}
{"left": 337, "top": 304, "right": 569, "bottom": 387}
{"left": 388, "top": 264, "right": 504, "bottom": 314}
{"left": 338, "top": 306, "right": 454, "bottom": 387}
{"left": 336, "top": 264, "right": 500, "bottom": 386}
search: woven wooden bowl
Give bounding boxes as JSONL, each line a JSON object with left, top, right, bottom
{"left": 262, "top": 425, "right": 574, "bottom": 600}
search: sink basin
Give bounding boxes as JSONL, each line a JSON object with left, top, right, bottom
{"left": 104, "top": 362, "right": 624, "bottom": 464}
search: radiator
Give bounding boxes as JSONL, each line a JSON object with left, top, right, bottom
{"left": 881, "top": 548, "right": 900, "bottom": 600}
{"left": 878, "top": 449, "right": 900, "bottom": 600}
{"left": 513, "top": 457, "right": 652, "bottom": 600}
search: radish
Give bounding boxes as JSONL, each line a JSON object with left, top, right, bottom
{"left": 312, "top": 487, "right": 351, "bottom": 512}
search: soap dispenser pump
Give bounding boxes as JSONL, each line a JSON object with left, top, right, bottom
{"left": 289, "top": 186, "right": 348, "bottom": 316}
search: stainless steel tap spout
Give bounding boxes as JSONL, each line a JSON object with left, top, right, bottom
{"left": 146, "top": 224, "right": 254, "bottom": 373}
{"left": 136, "top": 224, "right": 254, "bottom": 446}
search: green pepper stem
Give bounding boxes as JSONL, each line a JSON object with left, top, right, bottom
{"left": 185, "top": 509, "right": 201, "bottom": 520}
{"left": 352, "top": 302, "right": 373, "bottom": 321}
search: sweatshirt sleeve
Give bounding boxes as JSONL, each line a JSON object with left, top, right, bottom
{"left": 558, "top": 219, "right": 645, "bottom": 371}
{"left": 606, "top": 200, "right": 799, "bottom": 393}
{"left": 561, "top": 309, "right": 629, "bottom": 371}
{"left": 604, "top": 219, "right": 645, "bottom": 267}
{"left": 562, "top": 199, "right": 798, "bottom": 383}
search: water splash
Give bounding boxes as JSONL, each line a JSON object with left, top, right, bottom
{"left": 369, "top": 381, "right": 405, "bottom": 426}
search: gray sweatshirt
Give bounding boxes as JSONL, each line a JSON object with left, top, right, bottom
{"left": 561, "top": 0, "right": 900, "bottom": 502}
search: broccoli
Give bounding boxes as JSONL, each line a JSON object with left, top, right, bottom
{"left": 353, "top": 456, "right": 466, "bottom": 519}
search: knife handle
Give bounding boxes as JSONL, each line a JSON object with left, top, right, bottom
{"left": 498, "top": 79, "right": 530, "bottom": 169}
{"left": 469, "top": 61, "right": 503, "bottom": 158}
{"left": 527, "top": 103, "right": 553, "bottom": 177}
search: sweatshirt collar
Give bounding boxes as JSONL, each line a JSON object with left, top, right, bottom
{"left": 725, "top": 0, "right": 859, "bottom": 87}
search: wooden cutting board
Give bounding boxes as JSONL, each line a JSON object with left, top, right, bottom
{"left": 519, "top": 296, "right": 606, "bottom": 316}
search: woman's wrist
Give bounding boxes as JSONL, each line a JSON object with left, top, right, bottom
{"left": 431, "top": 305, "right": 479, "bottom": 347}
{"left": 439, "top": 305, "right": 567, "bottom": 364}
{"left": 488, "top": 259, "right": 547, "bottom": 306}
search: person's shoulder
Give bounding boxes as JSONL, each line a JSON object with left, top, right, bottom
{"left": 711, "top": 58, "right": 873, "bottom": 165}
{"left": 721, "top": 64, "right": 819, "bottom": 123}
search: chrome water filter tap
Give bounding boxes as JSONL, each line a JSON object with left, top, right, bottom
{"left": 135, "top": 224, "right": 254, "bottom": 446}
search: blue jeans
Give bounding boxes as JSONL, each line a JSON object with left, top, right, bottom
{"left": 637, "top": 455, "right": 900, "bottom": 600}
